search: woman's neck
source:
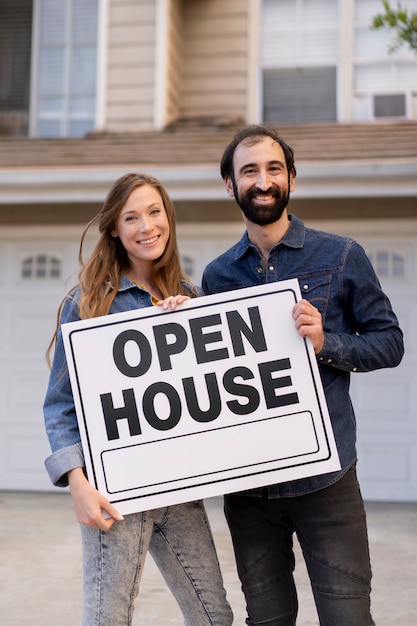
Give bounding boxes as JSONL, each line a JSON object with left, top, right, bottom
{"left": 126, "top": 271, "right": 163, "bottom": 300}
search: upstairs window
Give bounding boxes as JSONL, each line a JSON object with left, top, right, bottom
{"left": 261, "top": 0, "right": 339, "bottom": 124}
{"left": 352, "top": 0, "right": 417, "bottom": 121}
{"left": 30, "top": 0, "right": 98, "bottom": 137}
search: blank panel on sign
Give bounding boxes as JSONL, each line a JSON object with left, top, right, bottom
{"left": 101, "top": 411, "right": 320, "bottom": 494}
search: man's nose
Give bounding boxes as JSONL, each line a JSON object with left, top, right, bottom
{"left": 256, "top": 170, "right": 272, "bottom": 190}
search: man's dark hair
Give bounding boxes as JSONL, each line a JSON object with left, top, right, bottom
{"left": 220, "top": 124, "right": 296, "bottom": 181}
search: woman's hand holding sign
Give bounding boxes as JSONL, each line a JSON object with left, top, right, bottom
{"left": 156, "top": 295, "right": 191, "bottom": 311}
{"left": 68, "top": 467, "right": 124, "bottom": 530}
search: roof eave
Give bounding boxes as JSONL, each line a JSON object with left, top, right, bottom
{"left": 0, "top": 161, "right": 416, "bottom": 205}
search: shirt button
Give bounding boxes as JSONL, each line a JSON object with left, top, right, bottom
{"left": 353, "top": 367, "right": 358, "bottom": 372}
{"left": 268, "top": 265, "right": 275, "bottom": 271}
{"left": 327, "top": 358, "right": 332, "bottom": 363}
{"left": 257, "top": 267, "right": 263, "bottom": 273}
{"left": 303, "top": 284, "right": 308, "bottom": 290}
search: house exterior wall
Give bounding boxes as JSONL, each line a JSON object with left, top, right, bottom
{"left": 178, "top": 0, "right": 249, "bottom": 123}
{"left": 164, "top": 0, "right": 183, "bottom": 126}
{"left": 105, "top": 0, "right": 158, "bottom": 131}
{"left": 102, "top": 0, "right": 251, "bottom": 131}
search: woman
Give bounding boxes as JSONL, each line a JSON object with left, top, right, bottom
{"left": 43, "top": 173, "right": 233, "bottom": 626}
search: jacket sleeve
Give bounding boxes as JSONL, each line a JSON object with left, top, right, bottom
{"left": 317, "top": 241, "right": 404, "bottom": 372}
{"left": 43, "top": 293, "right": 85, "bottom": 487}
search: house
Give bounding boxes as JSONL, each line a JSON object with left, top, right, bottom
{"left": 0, "top": 0, "right": 416, "bottom": 500}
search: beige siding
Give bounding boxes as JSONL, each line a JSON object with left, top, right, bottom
{"left": 103, "top": 0, "right": 250, "bottom": 131}
{"left": 164, "top": 0, "right": 183, "bottom": 125}
{"left": 179, "top": 0, "right": 249, "bottom": 122}
{"left": 105, "top": 0, "right": 157, "bottom": 131}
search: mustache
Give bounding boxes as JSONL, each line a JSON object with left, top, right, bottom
{"left": 247, "top": 186, "right": 281, "bottom": 199}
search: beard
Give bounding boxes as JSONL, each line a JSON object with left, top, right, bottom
{"left": 233, "top": 181, "right": 290, "bottom": 226}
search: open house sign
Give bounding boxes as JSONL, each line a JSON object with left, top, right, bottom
{"left": 62, "top": 279, "right": 340, "bottom": 515}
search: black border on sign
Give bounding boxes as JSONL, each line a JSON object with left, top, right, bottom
{"left": 66, "top": 285, "right": 333, "bottom": 502}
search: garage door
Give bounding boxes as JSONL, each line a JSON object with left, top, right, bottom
{"left": 310, "top": 221, "right": 417, "bottom": 502}
{"left": 1, "top": 222, "right": 416, "bottom": 501}
{"left": 0, "top": 227, "right": 84, "bottom": 491}
{"left": 350, "top": 233, "right": 417, "bottom": 501}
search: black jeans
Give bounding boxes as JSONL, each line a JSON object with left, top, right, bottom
{"left": 224, "top": 466, "right": 375, "bottom": 626}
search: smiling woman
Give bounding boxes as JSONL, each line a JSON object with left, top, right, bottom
{"left": 42, "top": 172, "right": 233, "bottom": 626}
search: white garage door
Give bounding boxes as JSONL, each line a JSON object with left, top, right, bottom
{"left": 1, "top": 222, "right": 416, "bottom": 501}
{"left": 310, "top": 221, "right": 417, "bottom": 502}
{"left": 0, "top": 227, "right": 84, "bottom": 491}
{"left": 350, "top": 233, "right": 417, "bottom": 501}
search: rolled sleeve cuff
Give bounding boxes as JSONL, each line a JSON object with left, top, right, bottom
{"left": 317, "top": 333, "right": 343, "bottom": 368}
{"left": 45, "top": 442, "right": 85, "bottom": 488}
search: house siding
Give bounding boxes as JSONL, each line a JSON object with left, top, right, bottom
{"left": 102, "top": 0, "right": 250, "bottom": 131}
{"left": 105, "top": 0, "right": 158, "bottom": 130}
{"left": 179, "top": 0, "right": 248, "bottom": 122}
{"left": 164, "top": 0, "right": 183, "bottom": 126}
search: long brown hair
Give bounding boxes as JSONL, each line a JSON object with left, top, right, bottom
{"left": 47, "top": 173, "right": 198, "bottom": 363}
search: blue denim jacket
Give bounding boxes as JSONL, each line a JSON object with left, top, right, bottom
{"left": 202, "top": 214, "right": 404, "bottom": 497}
{"left": 44, "top": 275, "right": 189, "bottom": 487}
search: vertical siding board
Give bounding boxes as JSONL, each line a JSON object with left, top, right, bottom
{"left": 179, "top": 0, "right": 248, "bottom": 122}
{"left": 106, "top": 0, "right": 157, "bottom": 130}
{"left": 164, "top": 0, "right": 183, "bottom": 125}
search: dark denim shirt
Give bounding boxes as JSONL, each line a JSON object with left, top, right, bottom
{"left": 43, "top": 275, "right": 195, "bottom": 487}
{"left": 202, "top": 214, "right": 404, "bottom": 497}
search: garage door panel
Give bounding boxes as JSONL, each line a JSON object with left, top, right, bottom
{"left": 1, "top": 362, "right": 49, "bottom": 417}
{"left": 357, "top": 438, "right": 417, "bottom": 501}
{"left": 351, "top": 367, "right": 415, "bottom": 427}
{"left": 0, "top": 427, "right": 55, "bottom": 491}
{"left": 5, "top": 299, "right": 62, "bottom": 352}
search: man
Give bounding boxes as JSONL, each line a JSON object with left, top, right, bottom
{"left": 202, "top": 125, "right": 404, "bottom": 626}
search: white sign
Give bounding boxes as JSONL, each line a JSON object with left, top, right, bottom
{"left": 62, "top": 279, "right": 340, "bottom": 515}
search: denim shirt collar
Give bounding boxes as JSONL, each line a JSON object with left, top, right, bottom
{"left": 118, "top": 274, "right": 137, "bottom": 291}
{"left": 234, "top": 214, "right": 306, "bottom": 261}
{"left": 117, "top": 273, "right": 196, "bottom": 297}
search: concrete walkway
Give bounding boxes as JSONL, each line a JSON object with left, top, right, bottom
{"left": 0, "top": 491, "right": 416, "bottom": 625}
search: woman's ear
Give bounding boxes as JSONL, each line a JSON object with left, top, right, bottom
{"left": 110, "top": 227, "right": 118, "bottom": 237}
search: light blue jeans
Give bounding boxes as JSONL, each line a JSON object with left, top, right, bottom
{"left": 80, "top": 500, "right": 233, "bottom": 626}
